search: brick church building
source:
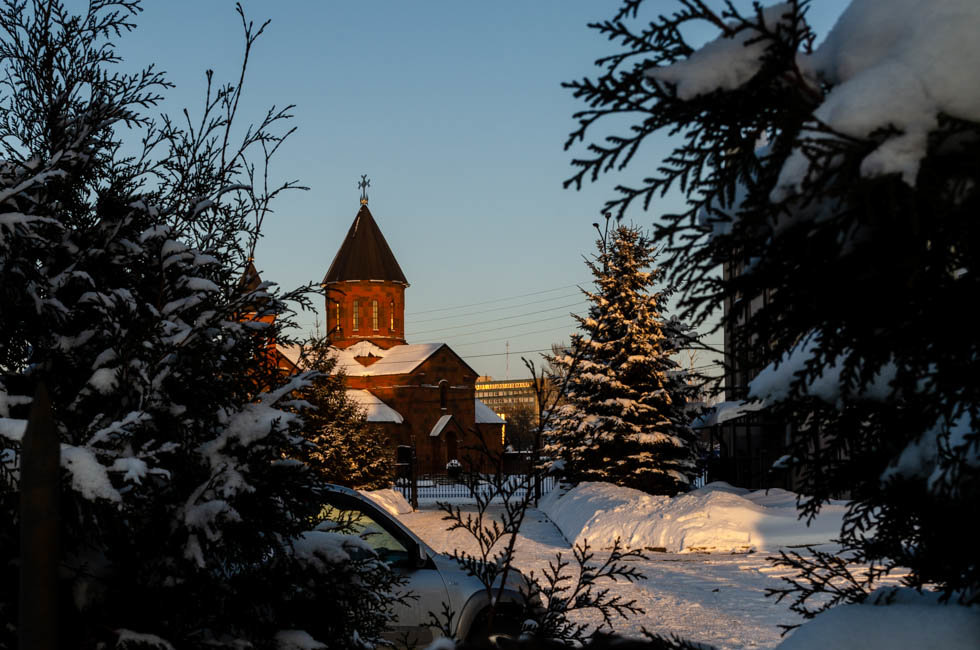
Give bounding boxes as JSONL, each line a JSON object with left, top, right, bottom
{"left": 309, "top": 190, "right": 504, "bottom": 474}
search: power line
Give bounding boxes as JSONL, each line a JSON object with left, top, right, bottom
{"left": 460, "top": 348, "right": 552, "bottom": 360}
{"left": 406, "top": 301, "right": 585, "bottom": 337}
{"left": 410, "top": 291, "right": 584, "bottom": 325}
{"left": 460, "top": 351, "right": 722, "bottom": 369}
{"left": 406, "top": 282, "right": 589, "bottom": 316}
{"left": 452, "top": 324, "right": 577, "bottom": 347}
{"left": 336, "top": 359, "right": 721, "bottom": 386}
{"left": 433, "top": 314, "right": 577, "bottom": 342}
{"left": 449, "top": 330, "right": 724, "bottom": 352}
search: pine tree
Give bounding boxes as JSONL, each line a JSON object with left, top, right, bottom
{"left": 0, "top": 2, "right": 400, "bottom": 647}
{"left": 564, "top": 0, "right": 979, "bottom": 605}
{"left": 296, "top": 337, "right": 394, "bottom": 490}
{"left": 547, "top": 223, "right": 700, "bottom": 495}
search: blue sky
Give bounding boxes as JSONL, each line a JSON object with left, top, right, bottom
{"left": 113, "top": 0, "right": 850, "bottom": 379}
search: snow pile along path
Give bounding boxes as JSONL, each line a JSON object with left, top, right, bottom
{"left": 540, "top": 482, "right": 846, "bottom": 553}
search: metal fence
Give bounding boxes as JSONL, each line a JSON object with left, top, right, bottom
{"left": 395, "top": 473, "right": 556, "bottom": 505}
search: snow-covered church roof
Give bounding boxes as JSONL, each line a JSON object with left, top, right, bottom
{"left": 429, "top": 414, "right": 453, "bottom": 437}
{"left": 345, "top": 389, "right": 403, "bottom": 423}
{"left": 343, "top": 390, "right": 504, "bottom": 427}
{"left": 475, "top": 398, "right": 506, "bottom": 425}
{"left": 332, "top": 341, "right": 446, "bottom": 377}
{"left": 277, "top": 343, "right": 303, "bottom": 368}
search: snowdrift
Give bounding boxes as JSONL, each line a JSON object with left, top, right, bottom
{"left": 360, "top": 488, "right": 413, "bottom": 515}
{"left": 540, "top": 481, "right": 846, "bottom": 553}
{"left": 776, "top": 588, "right": 980, "bottom": 650}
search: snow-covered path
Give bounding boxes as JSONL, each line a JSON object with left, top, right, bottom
{"left": 397, "top": 505, "right": 804, "bottom": 649}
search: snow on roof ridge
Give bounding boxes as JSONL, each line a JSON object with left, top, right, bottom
{"left": 345, "top": 340, "right": 387, "bottom": 357}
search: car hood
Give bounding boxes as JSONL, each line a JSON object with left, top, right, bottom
{"left": 430, "top": 551, "right": 528, "bottom": 607}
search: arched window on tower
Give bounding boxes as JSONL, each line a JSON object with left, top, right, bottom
{"left": 352, "top": 299, "right": 359, "bottom": 331}
{"left": 390, "top": 300, "right": 395, "bottom": 331}
{"left": 372, "top": 300, "right": 379, "bottom": 331}
{"left": 439, "top": 380, "right": 448, "bottom": 411}
{"left": 333, "top": 301, "right": 342, "bottom": 333}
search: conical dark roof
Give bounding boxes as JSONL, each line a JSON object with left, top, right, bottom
{"left": 239, "top": 259, "right": 262, "bottom": 293}
{"left": 322, "top": 204, "right": 408, "bottom": 285}
{"left": 238, "top": 259, "right": 270, "bottom": 311}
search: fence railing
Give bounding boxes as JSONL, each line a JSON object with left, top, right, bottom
{"left": 395, "top": 473, "right": 556, "bottom": 504}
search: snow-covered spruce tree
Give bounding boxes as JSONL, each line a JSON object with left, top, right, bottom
{"left": 295, "top": 336, "right": 394, "bottom": 490}
{"left": 546, "top": 223, "right": 700, "bottom": 495}
{"left": 0, "top": 2, "right": 400, "bottom": 647}
{"left": 564, "top": 0, "right": 979, "bottom": 607}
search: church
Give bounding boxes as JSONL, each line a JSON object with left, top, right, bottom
{"left": 287, "top": 183, "right": 505, "bottom": 474}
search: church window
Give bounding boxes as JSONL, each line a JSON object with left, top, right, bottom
{"left": 333, "top": 301, "right": 341, "bottom": 332}
{"left": 353, "top": 299, "right": 359, "bottom": 330}
{"left": 440, "top": 380, "right": 448, "bottom": 410}
{"left": 390, "top": 300, "right": 395, "bottom": 330}
{"left": 372, "top": 300, "right": 379, "bottom": 330}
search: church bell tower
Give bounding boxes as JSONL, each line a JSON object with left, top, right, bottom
{"left": 322, "top": 176, "right": 408, "bottom": 349}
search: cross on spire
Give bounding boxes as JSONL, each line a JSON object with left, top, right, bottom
{"left": 358, "top": 174, "right": 371, "bottom": 205}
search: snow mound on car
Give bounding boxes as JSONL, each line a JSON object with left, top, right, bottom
{"left": 359, "top": 488, "right": 413, "bottom": 515}
{"left": 540, "top": 481, "right": 846, "bottom": 553}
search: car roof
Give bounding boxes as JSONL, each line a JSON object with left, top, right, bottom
{"left": 320, "top": 483, "right": 362, "bottom": 499}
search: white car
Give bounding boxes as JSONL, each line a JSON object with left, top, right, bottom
{"left": 320, "top": 485, "right": 528, "bottom": 647}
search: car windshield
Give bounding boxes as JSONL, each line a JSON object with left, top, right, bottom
{"left": 320, "top": 503, "right": 412, "bottom": 567}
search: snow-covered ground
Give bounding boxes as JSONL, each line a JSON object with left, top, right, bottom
{"left": 399, "top": 502, "right": 807, "bottom": 648}
{"left": 385, "top": 482, "right": 977, "bottom": 649}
